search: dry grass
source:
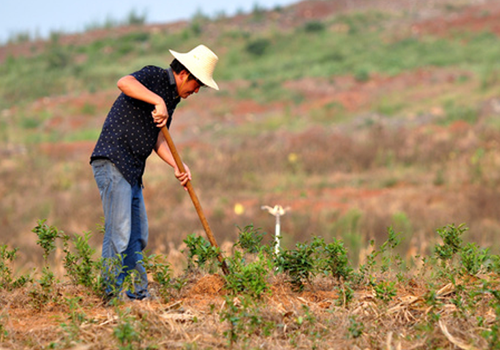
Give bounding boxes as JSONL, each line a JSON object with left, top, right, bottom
{"left": 0, "top": 265, "right": 498, "bottom": 349}
{"left": 2, "top": 114, "right": 500, "bottom": 273}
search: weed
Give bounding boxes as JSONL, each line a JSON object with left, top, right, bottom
{"left": 183, "top": 234, "right": 220, "bottom": 273}
{"left": 336, "top": 281, "right": 354, "bottom": 307}
{"left": 434, "top": 223, "right": 466, "bottom": 267}
{"left": 235, "top": 224, "right": 266, "bottom": 254}
{"left": 347, "top": 316, "right": 364, "bottom": 339}
{"left": 374, "top": 280, "right": 397, "bottom": 303}
{"left": 113, "top": 308, "right": 141, "bottom": 350}
{"left": 59, "top": 296, "right": 87, "bottom": 346}
{"left": 0, "top": 245, "right": 31, "bottom": 290}
{"left": 315, "top": 236, "right": 353, "bottom": 281}
{"left": 62, "top": 231, "right": 99, "bottom": 288}
{"left": 29, "top": 266, "right": 56, "bottom": 311}
{"left": 479, "top": 281, "right": 500, "bottom": 349}
{"left": 275, "top": 240, "right": 317, "bottom": 291}
{"left": 32, "top": 219, "right": 64, "bottom": 262}
{"left": 225, "top": 250, "right": 270, "bottom": 298}
{"left": 220, "top": 295, "right": 275, "bottom": 347}
{"left": 142, "top": 253, "right": 172, "bottom": 300}
{"left": 460, "top": 242, "right": 490, "bottom": 276}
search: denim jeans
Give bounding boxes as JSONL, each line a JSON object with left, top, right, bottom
{"left": 91, "top": 159, "right": 150, "bottom": 300}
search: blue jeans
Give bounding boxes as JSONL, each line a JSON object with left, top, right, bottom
{"left": 91, "top": 159, "right": 150, "bottom": 300}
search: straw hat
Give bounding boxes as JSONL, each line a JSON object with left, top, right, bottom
{"left": 169, "top": 45, "right": 219, "bottom": 90}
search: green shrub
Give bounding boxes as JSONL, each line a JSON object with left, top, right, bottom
{"left": 434, "top": 223, "right": 466, "bottom": 262}
{"left": 225, "top": 251, "right": 270, "bottom": 298}
{"left": 0, "top": 245, "right": 31, "bottom": 290}
{"left": 235, "top": 224, "right": 266, "bottom": 254}
{"left": 32, "top": 219, "right": 64, "bottom": 262}
{"left": 62, "top": 231, "right": 100, "bottom": 289}
{"left": 316, "top": 237, "right": 353, "bottom": 280}
{"left": 246, "top": 38, "right": 271, "bottom": 56}
{"left": 183, "top": 234, "right": 220, "bottom": 272}
{"left": 275, "top": 240, "right": 318, "bottom": 290}
{"left": 142, "top": 253, "right": 172, "bottom": 301}
{"left": 460, "top": 242, "right": 489, "bottom": 276}
{"left": 303, "top": 21, "right": 326, "bottom": 33}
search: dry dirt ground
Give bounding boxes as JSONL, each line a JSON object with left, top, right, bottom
{"left": 2, "top": 272, "right": 498, "bottom": 349}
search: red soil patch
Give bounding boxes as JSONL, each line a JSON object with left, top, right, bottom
{"left": 414, "top": 1, "right": 500, "bottom": 37}
{"left": 186, "top": 274, "right": 226, "bottom": 296}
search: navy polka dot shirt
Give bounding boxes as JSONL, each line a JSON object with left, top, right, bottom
{"left": 91, "top": 66, "right": 180, "bottom": 187}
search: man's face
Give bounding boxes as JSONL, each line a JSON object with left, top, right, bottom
{"left": 177, "top": 72, "right": 204, "bottom": 99}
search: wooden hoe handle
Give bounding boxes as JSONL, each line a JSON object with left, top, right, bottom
{"left": 161, "top": 126, "right": 230, "bottom": 276}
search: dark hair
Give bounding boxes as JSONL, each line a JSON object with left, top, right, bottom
{"left": 170, "top": 59, "right": 188, "bottom": 74}
{"left": 170, "top": 59, "right": 205, "bottom": 86}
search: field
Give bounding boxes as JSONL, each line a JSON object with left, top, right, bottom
{"left": 1, "top": 221, "right": 500, "bottom": 349}
{"left": 1, "top": 0, "right": 500, "bottom": 348}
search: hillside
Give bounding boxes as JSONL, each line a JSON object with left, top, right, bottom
{"left": 1, "top": 0, "right": 500, "bottom": 348}
{"left": 2, "top": 0, "right": 500, "bottom": 258}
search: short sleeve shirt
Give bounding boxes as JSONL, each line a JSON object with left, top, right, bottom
{"left": 90, "top": 66, "right": 180, "bottom": 186}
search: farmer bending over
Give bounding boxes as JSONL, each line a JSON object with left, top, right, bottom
{"left": 90, "top": 45, "right": 219, "bottom": 300}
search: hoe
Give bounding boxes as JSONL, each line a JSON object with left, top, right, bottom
{"left": 161, "top": 125, "right": 230, "bottom": 276}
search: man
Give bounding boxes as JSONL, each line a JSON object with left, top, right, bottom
{"left": 90, "top": 45, "right": 219, "bottom": 300}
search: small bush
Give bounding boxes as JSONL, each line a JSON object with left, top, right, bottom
{"left": 275, "top": 241, "right": 317, "bottom": 290}
{"left": 304, "top": 21, "right": 326, "bottom": 33}
{"left": 183, "top": 234, "right": 220, "bottom": 272}
{"left": 225, "top": 251, "right": 270, "bottom": 298}
{"left": 235, "top": 224, "right": 266, "bottom": 254}
{"left": 246, "top": 38, "right": 271, "bottom": 57}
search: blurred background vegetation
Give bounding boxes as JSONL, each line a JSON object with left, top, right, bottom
{"left": 1, "top": 0, "right": 500, "bottom": 273}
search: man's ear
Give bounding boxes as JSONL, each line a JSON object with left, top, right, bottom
{"left": 179, "top": 70, "right": 190, "bottom": 80}
{"left": 173, "top": 69, "right": 190, "bottom": 91}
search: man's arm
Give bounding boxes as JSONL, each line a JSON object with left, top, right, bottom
{"left": 117, "top": 75, "right": 169, "bottom": 128}
{"left": 155, "top": 131, "right": 191, "bottom": 188}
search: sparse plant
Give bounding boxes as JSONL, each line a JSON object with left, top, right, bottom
{"left": 434, "top": 223, "right": 466, "bottom": 268}
{"left": 220, "top": 295, "right": 275, "bottom": 347}
{"left": 315, "top": 237, "right": 353, "bottom": 281}
{"left": 347, "top": 316, "right": 364, "bottom": 339}
{"left": 113, "top": 308, "right": 141, "bottom": 350}
{"left": 32, "top": 219, "right": 64, "bottom": 263}
{"left": 379, "top": 227, "right": 404, "bottom": 274}
{"left": 374, "top": 280, "right": 397, "bottom": 303}
{"left": 142, "top": 252, "right": 172, "bottom": 300}
{"left": 101, "top": 255, "right": 128, "bottom": 300}
{"left": 275, "top": 240, "right": 318, "bottom": 291}
{"left": 225, "top": 250, "right": 270, "bottom": 298}
{"left": 235, "top": 224, "right": 266, "bottom": 254}
{"left": 62, "top": 231, "right": 99, "bottom": 288}
{"left": 59, "top": 296, "right": 87, "bottom": 346}
{"left": 0, "top": 245, "right": 31, "bottom": 290}
{"left": 183, "top": 234, "right": 221, "bottom": 272}
{"left": 29, "top": 266, "right": 56, "bottom": 311}
{"left": 460, "top": 242, "right": 490, "bottom": 276}
{"left": 355, "top": 239, "right": 378, "bottom": 286}
{"left": 336, "top": 281, "right": 354, "bottom": 307}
